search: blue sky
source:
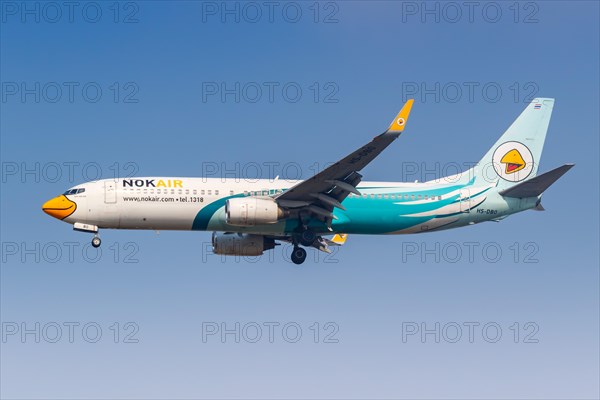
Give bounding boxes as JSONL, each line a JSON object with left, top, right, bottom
{"left": 1, "top": 1, "right": 599, "bottom": 399}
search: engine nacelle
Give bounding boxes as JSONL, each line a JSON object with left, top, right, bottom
{"left": 211, "top": 232, "right": 275, "bottom": 256}
{"left": 225, "top": 197, "right": 285, "bottom": 227}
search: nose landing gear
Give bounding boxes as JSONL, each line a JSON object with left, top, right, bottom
{"left": 91, "top": 235, "right": 102, "bottom": 248}
{"left": 73, "top": 223, "right": 102, "bottom": 248}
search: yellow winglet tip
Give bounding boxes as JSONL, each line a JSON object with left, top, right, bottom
{"left": 387, "top": 99, "right": 414, "bottom": 133}
{"left": 331, "top": 234, "right": 348, "bottom": 245}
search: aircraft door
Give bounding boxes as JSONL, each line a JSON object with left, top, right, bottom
{"left": 104, "top": 180, "right": 117, "bottom": 204}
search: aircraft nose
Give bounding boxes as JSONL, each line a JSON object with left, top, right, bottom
{"left": 42, "top": 195, "right": 77, "bottom": 220}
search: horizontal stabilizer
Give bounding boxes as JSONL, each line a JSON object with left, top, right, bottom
{"left": 499, "top": 164, "right": 574, "bottom": 198}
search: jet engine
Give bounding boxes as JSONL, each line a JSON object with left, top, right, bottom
{"left": 211, "top": 232, "right": 275, "bottom": 256}
{"left": 225, "top": 197, "right": 286, "bottom": 227}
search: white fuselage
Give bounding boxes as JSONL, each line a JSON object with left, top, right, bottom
{"left": 47, "top": 177, "right": 537, "bottom": 235}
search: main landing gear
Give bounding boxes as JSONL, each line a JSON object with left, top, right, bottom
{"left": 290, "top": 226, "right": 316, "bottom": 265}
{"left": 298, "top": 229, "right": 317, "bottom": 247}
{"left": 291, "top": 246, "right": 307, "bottom": 265}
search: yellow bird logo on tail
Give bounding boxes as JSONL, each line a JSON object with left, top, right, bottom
{"left": 500, "top": 149, "right": 526, "bottom": 174}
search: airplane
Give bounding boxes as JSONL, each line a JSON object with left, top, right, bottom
{"left": 42, "top": 98, "right": 573, "bottom": 264}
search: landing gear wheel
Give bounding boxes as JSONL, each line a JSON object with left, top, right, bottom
{"left": 299, "top": 229, "right": 317, "bottom": 247}
{"left": 291, "top": 246, "right": 307, "bottom": 265}
{"left": 91, "top": 236, "right": 101, "bottom": 248}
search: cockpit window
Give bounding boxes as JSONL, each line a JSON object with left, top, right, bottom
{"left": 63, "top": 188, "right": 85, "bottom": 195}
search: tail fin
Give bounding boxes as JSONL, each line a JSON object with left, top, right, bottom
{"left": 471, "top": 98, "right": 555, "bottom": 189}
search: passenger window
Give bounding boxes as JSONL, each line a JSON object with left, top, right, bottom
{"left": 244, "top": 191, "right": 248, "bottom": 196}
{"left": 230, "top": 190, "right": 234, "bottom": 196}
{"left": 438, "top": 196, "right": 442, "bottom": 200}
{"left": 185, "top": 190, "right": 189, "bottom": 195}
{"left": 178, "top": 190, "right": 182, "bottom": 195}
{"left": 424, "top": 195, "right": 428, "bottom": 200}
{"left": 418, "top": 195, "right": 422, "bottom": 199}
{"left": 215, "top": 190, "right": 219, "bottom": 195}
{"left": 384, "top": 194, "right": 389, "bottom": 199}
{"left": 411, "top": 195, "right": 414, "bottom": 200}
{"left": 171, "top": 189, "right": 174, "bottom": 194}
{"left": 208, "top": 190, "right": 212, "bottom": 195}
{"left": 201, "top": 190, "right": 205, "bottom": 195}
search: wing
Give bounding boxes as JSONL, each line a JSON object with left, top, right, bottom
{"left": 275, "top": 99, "right": 414, "bottom": 224}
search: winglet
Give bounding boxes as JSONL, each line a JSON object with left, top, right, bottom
{"left": 386, "top": 99, "right": 414, "bottom": 133}
{"left": 331, "top": 234, "right": 348, "bottom": 245}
